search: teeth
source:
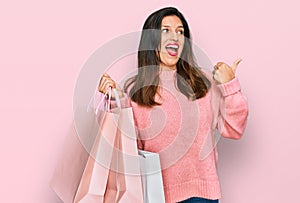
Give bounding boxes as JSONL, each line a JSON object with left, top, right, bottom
{"left": 166, "top": 44, "right": 179, "bottom": 49}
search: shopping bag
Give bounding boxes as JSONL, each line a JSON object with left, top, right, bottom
{"left": 50, "top": 88, "right": 120, "bottom": 203}
{"left": 73, "top": 88, "right": 122, "bottom": 203}
{"left": 73, "top": 109, "right": 121, "bottom": 202}
{"left": 93, "top": 90, "right": 144, "bottom": 203}
{"left": 51, "top": 88, "right": 144, "bottom": 203}
{"left": 50, "top": 106, "right": 108, "bottom": 202}
{"left": 50, "top": 124, "right": 90, "bottom": 203}
{"left": 138, "top": 150, "right": 166, "bottom": 203}
{"left": 114, "top": 106, "right": 144, "bottom": 203}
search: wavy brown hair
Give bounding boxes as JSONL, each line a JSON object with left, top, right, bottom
{"left": 124, "top": 7, "right": 211, "bottom": 107}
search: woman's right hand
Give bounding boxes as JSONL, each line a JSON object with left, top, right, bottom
{"left": 98, "top": 73, "right": 124, "bottom": 99}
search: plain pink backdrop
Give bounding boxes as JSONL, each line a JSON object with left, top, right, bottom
{"left": 1, "top": 0, "right": 299, "bottom": 202}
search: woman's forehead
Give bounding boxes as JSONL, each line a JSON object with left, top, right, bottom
{"left": 161, "top": 15, "right": 183, "bottom": 27}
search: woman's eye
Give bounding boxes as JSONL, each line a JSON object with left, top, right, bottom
{"left": 162, "top": 29, "right": 169, "bottom": 33}
{"left": 177, "top": 30, "right": 184, "bottom": 34}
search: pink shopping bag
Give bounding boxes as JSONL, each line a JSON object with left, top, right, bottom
{"left": 50, "top": 123, "right": 90, "bottom": 203}
{"left": 50, "top": 89, "right": 119, "bottom": 202}
{"left": 73, "top": 107, "right": 121, "bottom": 202}
{"left": 116, "top": 107, "right": 144, "bottom": 203}
{"left": 51, "top": 88, "right": 144, "bottom": 203}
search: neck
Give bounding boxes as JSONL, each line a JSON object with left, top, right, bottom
{"left": 160, "top": 63, "right": 176, "bottom": 71}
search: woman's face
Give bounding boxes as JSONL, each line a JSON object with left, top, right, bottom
{"left": 159, "top": 15, "right": 185, "bottom": 70}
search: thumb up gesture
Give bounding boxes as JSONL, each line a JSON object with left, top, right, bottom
{"left": 212, "top": 59, "right": 242, "bottom": 84}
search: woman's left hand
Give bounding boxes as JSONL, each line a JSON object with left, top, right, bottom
{"left": 213, "top": 59, "right": 242, "bottom": 84}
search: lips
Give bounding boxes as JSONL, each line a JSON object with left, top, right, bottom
{"left": 165, "top": 43, "right": 179, "bottom": 56}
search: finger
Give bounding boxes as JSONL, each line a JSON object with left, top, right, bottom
{"left": 216, "top": 62, "right": 224, "bottom": 67}
{"left": 216, "top": 62, "right": 229, "bottom": 71}
{"left": 98, "top": 81, "right": 107, "bottom": 93}
{"left": 213, "top": 71, "right": 219, "bottom": 81}
{"left": 232, "top": 58, "right": 242, "bottom": 73}
{"left": 110, "top": 78, "right": 117, "bottom": 88}
{"left": 212, "top": 71, "right": 216, "bottom": 80}
{"left": 103, "top": 83, "right": 110, "bottom": 92}
{"left": 212, "top": 69, "right": 217, "bottom": 75}
{"left": 106, "top": 81, "right": 116, "bottom": 89}
{"left": 98, "top": 77, "right": 109, "bottom": 92}
{"left": 99, "top": 74, "right": 109, "bottom": 88}
{"left": 103, "top": 83, "right": 112, "bottom": 93}
{"left": 99, "top": 80, "right": 114, "bottom": 93}
{"left": 101, "top": 73, "right": 112, "bottom": 82}
{"left": 212, "top": 68, "right": 220, "bottom": 77}
{"left": 103, "top": 72, "right": 111, "bottom": 78}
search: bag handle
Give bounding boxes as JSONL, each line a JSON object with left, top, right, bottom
{"left": 93, "top": 87, "right": 121, "bottom": 115}
{"left": 87, "top": 88, "right": 108, "bottom": 113}
{"left": 112, "top": 88, "right": 121, "bottom": 109}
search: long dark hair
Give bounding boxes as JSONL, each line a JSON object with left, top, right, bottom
{"left": 124, "top": 7, "right": 211, "bottom": 107}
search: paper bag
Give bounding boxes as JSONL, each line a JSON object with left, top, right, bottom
{"left": 139, "top": 150, "right": 166, "bottom": 203}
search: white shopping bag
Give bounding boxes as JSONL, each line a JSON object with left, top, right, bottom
{"left": 138, "top": 150, "right": 166, "bottom": 203}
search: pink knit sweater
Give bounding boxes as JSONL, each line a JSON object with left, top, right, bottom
{"left": 107, "top": 69, "right": 248, "bottom": 202}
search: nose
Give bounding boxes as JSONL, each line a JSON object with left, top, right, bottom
{"left": 170, "top": 31, "right": 179, "bottom": 41}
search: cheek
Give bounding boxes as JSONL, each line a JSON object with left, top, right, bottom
{"left": 180, "top": 37, "right": 185, "bottom": 46}
{"left": 159, "top": 50, "right": 168, "bottom": 64}
{"left": 178, "top": 38, "right": 185, "bottom": 54}
{"left": 161, "top": 33, "right": 167, "bottom": 42}
{"left": 179, "top": 46, "right": 184, "bottom": 54}
{"left": 160, "top": 37, "right": 167, "bottom": 50}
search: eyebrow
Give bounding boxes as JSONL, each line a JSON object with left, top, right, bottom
{"left": 161, "top": 25, "right": 184, "bottom": 28}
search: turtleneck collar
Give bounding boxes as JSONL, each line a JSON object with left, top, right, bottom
{"left": 159, "top": 68, "right": 177, "bottom": 80}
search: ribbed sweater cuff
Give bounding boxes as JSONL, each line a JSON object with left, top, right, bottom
{"left": 217, "top": 77, "right": 241, "bottom": 97}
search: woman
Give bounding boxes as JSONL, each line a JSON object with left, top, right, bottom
{"left": 98, "top": 7, "right": 248, "bottom": 203}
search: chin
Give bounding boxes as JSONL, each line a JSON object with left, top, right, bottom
{"left": 160, "top": 55, "right": 180, "bottom": 68}
{"left": 164, "top": 58, "right": 180, "bottom": 67}
{"left": 160, "top": 62, "right": 178, "bottom": 69}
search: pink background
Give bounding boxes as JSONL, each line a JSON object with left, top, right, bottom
{"left": 1, "top": 0, "right": 299, "bottom": 202}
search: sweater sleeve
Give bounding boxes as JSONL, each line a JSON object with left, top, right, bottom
{"left": 215, "top": 78, "right": 249, "bottom": 139}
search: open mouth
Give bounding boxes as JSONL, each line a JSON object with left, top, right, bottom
{"left": 165, "top": 43, "right": 179, "bottom": 57}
